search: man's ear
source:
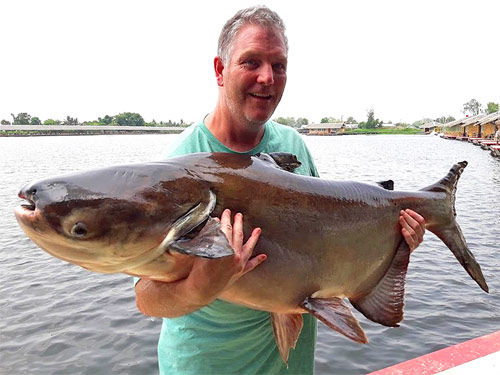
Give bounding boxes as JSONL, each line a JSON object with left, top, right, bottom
{"left": 214, "top": 56, "right": 224, "bottom": 87}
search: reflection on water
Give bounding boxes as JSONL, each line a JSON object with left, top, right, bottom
{"left": 1, "top": 134, "right": 499, "bottom": 375}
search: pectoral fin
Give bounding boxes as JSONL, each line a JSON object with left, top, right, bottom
{"left": 169, "top": 217, "right": 233, "bottom": 258}
{"left": 166, "top": 190, "right": 233, "bottom": 259}
{"left": 270, "top": 313, "right": 304, "bottom": 365}
{"left": 301, "top": 297, "right": 368, "bottom": 344}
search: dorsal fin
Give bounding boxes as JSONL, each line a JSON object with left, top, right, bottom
{"left": 255, "top": 153, "right": 302, "bottom": 172}
{"left": 376, "top": 180, "right": 394, "bottom": 190}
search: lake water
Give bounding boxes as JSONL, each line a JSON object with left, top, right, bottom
{"left": 1, "top": 134, "right": 499, "bottom": 375}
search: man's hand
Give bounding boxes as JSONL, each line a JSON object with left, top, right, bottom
{"left": 184, "top": 209, "right": 266, "bottom": 305}
{"left": 135, "top": 209, "right": 266, "bottom": 318}
{"left": 399, "top": 209, "right": 426, "bottom": 252}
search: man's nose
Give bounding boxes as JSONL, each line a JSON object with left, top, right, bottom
{"left": 256, "top": 64, "right": 274, "bottom": 85}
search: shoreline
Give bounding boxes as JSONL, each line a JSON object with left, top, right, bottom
{"left": 0, "top": 125, "right": 185, "bottom": 137}
{"left": 1, "top": 125, "right": 424, "bottom": 137}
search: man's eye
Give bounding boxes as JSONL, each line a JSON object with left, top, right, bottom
{"left": 273, "top": 63, "right": 286, "bottom": 73}
{"left": 243, "top": 60, "right": 258, "bottom": 68}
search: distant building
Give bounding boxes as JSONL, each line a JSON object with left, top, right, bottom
{"left": 302, "top": 122, "right": 346, "bottom": 135}
{"left": 442, "top": 114, "right": 489, "bottom": 138}
{"left": 419, "top": 121, "right": 439, "bottom": 133}
{"left": 478, "top": 111, "right": 500, "bottom": 138}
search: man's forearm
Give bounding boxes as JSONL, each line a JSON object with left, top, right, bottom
{"left": 135, "top": 278, "right": 213, "bottom": 318}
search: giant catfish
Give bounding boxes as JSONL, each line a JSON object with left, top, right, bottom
{"left": 14, "top": 152, "right": 489, "bottom": 363}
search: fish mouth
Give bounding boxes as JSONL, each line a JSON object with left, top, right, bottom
{"left": 15, "top": 192, "right": 37, "bottom": 222}
{"left": 18, "top": 191, "right": 36, "bottom": 212}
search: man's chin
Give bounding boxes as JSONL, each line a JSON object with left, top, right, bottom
{"left": 246, "top": 111, "right": 275, "bottom": 125}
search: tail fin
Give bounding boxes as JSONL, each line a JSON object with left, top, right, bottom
{"left": 423, "top": 161, "right": 489, "bottom": 293}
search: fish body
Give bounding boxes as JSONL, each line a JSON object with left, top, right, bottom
{"left": 14, "top": 152, "right": 488, "bottom": 362}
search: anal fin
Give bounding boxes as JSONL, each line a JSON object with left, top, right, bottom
{"left": 270, "top": 313, "right": 304, "bottom": 365}
{"left": 301, "top": 297, "right": 367, "bottom": 344}
{"left": 350, "top": 239, "right": 411, "bottom": 326}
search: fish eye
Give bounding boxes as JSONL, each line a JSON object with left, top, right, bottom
{"left": 70, "top": 222, "right": 88, "bottom": 238}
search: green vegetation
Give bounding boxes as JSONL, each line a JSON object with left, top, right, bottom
{"left": 358, "top": 108, "right": 382, "bottom": 129}
{"left": 3, "top": 98, "right": 497, "bottom": 136}
{"left": 2, "top": 112, "right": 191, "bottom": 127}
{"left": 344, "top": 127, "right": 421, "bottom": 135}
{"left": 486, "top": 102, "right": 499, "bottom": 114}
{"left": 273, "top": 117, "right": 309, "bottom": 128}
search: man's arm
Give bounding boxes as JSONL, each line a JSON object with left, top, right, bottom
{"left": 135, "top": 209, "right": 266, "bottom": 318}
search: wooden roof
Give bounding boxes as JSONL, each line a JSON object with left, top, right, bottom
{"left": 478, "top": 111, "right": 500, "bottom": 125}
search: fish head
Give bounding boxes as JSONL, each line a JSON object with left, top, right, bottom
{"left": 14, "top": 163, "right": 213, "bottom": 278}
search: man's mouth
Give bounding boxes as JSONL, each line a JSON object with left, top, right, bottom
{"left": 249, "top": 93, "right": 272, "bottom": 100}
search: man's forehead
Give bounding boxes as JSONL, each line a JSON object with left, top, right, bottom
{"left": 232, "top": 24, "right": 287, "bottom": 56}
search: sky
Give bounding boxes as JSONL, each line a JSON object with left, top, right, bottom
{"left": 1, "top": 0, "right": 498, "bottom": 125}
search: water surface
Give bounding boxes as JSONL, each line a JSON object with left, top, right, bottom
{"left": 1, "top": 134, "right": 499, "bottom": 374}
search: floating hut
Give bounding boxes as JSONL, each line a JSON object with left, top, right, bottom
{"left": 442, "top": 114, "right": 485, "bottom": 139}
{"left": 463, "top": 114, "right": 486, "bottom": 138}
{"left": 478, "top": 111, "right": 500, "bottom": 139}
{"left": 420, "top": 121, "right": 440, "bottom": 134}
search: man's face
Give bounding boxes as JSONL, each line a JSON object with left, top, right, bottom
{"left": 220, "top": 24, "right": 288, "bottom": 127}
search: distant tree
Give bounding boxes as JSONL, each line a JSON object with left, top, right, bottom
{"left": 113, "top": 112, "right": 145, "bottom": 126}
{"left": 364, "top": 108, "right": 381, "bottom": 129}
{"left": 30, "top": 117, "right": 41, "bottom": 125}
{"left": 462, "top": 99, "right": 482, "bottom": 116}
{"left": 435, "top": 116, "right": 456, "bottom": 124}
{"left": 1, "top": 119, "right": 11, "bottom": 125}
{"left": 296, "top": 117, "right": 309, "bottom": 126}
{"left": 346, "top": 116, "right": 357, "bottom": 124}
{"left": 485, "top": 102, "right": 499, "bottom": 114}
{"left": 274, "top": 117, "right": 308, "bottom": 128}
{"left": 11, "top": 112, "right": 32, "bottom": 125}
{"left": 62, "top": 116, "right": 79, "bottom": 125}
{"left": 97, "top": 115, "right": 114, "bottom": 125}
{"left": 275, "top": 117, "right": 291, "bottom": 126}
{"left": 43, "top": 119, "right": 61, "bottom": 125}
{"left": 320, "top": 116, "right": 341, "bottom": 124}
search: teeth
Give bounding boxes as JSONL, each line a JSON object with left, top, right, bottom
{"left": 251, "top": 93, "right": 271, "bottom": 98}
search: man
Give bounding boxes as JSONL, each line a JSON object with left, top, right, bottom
{"left": 135, "top": 6, "right": 425, "bottom": 374}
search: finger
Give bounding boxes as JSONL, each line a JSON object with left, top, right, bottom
{"left": 241, "top": 228, "right": 261, "bottom": 257}
{"left": 402, "top": 209, "right": 425, "bottom": 240}
{"left": 400, "top": 214, "right": 418, "bottom": 247}
{"left": 404, "top": 209, "right": 425, "bottom": 223}
{"left": 243, "top": 254, "right": 267, "bottom": 274}
{"left": 220, "top": 209, "right": 233, "bottom": 244}
{"left": 232, "top": 213, "right": 244, "bottom": 251}
{"left": 401, "top": 227, "right": 417, "bottom": 248}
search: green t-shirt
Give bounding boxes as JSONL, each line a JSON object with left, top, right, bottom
{"left": 155, "top": 119, "right": 319, "bottom": 375}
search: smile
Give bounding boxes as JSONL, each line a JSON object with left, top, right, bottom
{"left": 249, "top": 93, "right": 272, "bottom": 100}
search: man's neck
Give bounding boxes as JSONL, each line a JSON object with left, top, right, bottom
{"left": 205, "top": 110, "right": 266, "bottom": 152}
